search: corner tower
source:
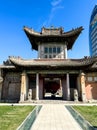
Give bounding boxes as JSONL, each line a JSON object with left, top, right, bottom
{"left": 24, "top": 26, "right": 83, "bottom": 59}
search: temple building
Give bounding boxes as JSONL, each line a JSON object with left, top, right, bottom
{"left": 0, "top": 26, "right": 97, "bottom": 103}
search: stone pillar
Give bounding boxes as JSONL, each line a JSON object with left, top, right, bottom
{"left": 20, "top": 71, "right": 28, "bottom": 102}
{"left": 36, "top": 73, "right": 39, "bottom": 100}
{"left": 64, "top": 44, "right": 67, "bottom": 59}
{"left": 0, "top": 69, "right": 3, "bottom": 101}
{"left": 66, "top": 73, "right": 70, "bottom": 100}
{"left": 80, "top": 72, "right": 87, "bottom": 102}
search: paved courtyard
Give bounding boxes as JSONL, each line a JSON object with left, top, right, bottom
{"left": 30, "top": 104, "right": 82, "bottom": 130}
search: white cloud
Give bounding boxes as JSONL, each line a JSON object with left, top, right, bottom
{"left": 51, "top": 0, "right": 62, "bottom": 7}
{"left": 52, "top": 5, "right": 64, "bottom": 12}
{"left": 41, "top": 0, "right": 64, "bottom": 27}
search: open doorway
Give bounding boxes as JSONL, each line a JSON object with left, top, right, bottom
{"left": 69, "top": 74, "right": 78, "bottom": 100}
{"left": 44, "top": 78, "right": 62, "bottom": 100}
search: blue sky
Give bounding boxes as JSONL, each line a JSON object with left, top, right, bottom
{"left": 0, "top": 0, "right": 96, "bottom": 63}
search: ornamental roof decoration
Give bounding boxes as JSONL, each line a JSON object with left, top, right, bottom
{"left": 3, "top": 59, "right": 12, "bottom": 66}
{"left": 8, "top": 56, "right": 97, "bottom": 70}
{"left": 41, "top": 26, "right": 64, "bottom": 35}
{"left": 23, "top": 26, "right": 83, "bottom": 50}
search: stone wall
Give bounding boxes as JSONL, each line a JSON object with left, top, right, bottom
{"left": 0, "top": 68, "right": 3, "bottom": 101}
{"left": 85, "top": 82, "right": 97, "bottom": 100}
{"left": 85, "top": 73, "right": 97, "bottom": 100}
{"left": 2, "top": 72, "right": 21, "bottom": 102}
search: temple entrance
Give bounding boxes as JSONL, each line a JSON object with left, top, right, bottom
{"left": 28, "top": 74, "right": 36, "bottom": 99}
{"left": 44, "top": 78, "right": 62, "bottom": 99}
{"left": 27, "top": 73, "right": 79, "bottom": 101}
{"left": 69, "top": 74, "right": 79, "bottom": 101}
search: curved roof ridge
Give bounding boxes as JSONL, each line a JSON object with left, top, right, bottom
{"left": 24, "top": 26, "right": 40, "bottom": 36}
{"left": 63, "top": 26, "right": 83, "bottom": 34}
{"left": 24, "top": 26, "right": 83, "bottom": 36}
{"left": 8, "top": 56, "right": 97, "bottom": 67}
{"left": 23, "top": 26, "right": 83, "bottom": 51}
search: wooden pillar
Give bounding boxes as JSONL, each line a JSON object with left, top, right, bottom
{"left": 61, "top": 46, "right": 64, "bottom": 59}
{"left": 80, "top": 72, "right": 87, "bottom": 102}
{"left": 36, "top": 73, "right": 39, "bottom": 100}
{"left": 66, "top": 73, "right": 70, "bottom": 100}
{"left": 39, "top": 77, "right": 43, "bottom": 99}
{"left": 77, "top": 75, "right": 81, "bottom": 100}
{"left": 59, "top": 79, "right": 62, "bottom": 97}
{"left": 0, "top": 69, "right": 3, "bottom": 101}
{"left": 64, "top": 44, "right": 67, "bottom": 59}
{"left": 61, "top": 77, "right": 67, "bottom": 100}
{"left": 20, "top": 71, "right": 28, "bottom": 102}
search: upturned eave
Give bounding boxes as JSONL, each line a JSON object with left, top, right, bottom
{"left": 23, "top": 26, "right": 83, "bottom": 50}
{"left": 9, "top": 56, "right": 96, "bottom": 70}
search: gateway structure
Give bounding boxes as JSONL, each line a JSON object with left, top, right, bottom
{"left": 0, "top": 26, "right": 97, "bottom": 103}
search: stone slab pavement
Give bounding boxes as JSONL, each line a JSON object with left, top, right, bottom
{"left": 30, "top": 104, "right": 82, "bottom": 130}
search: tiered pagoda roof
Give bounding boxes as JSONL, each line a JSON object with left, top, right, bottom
{"left": 23, "top": 26, "right": 83, "bottom": 50}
